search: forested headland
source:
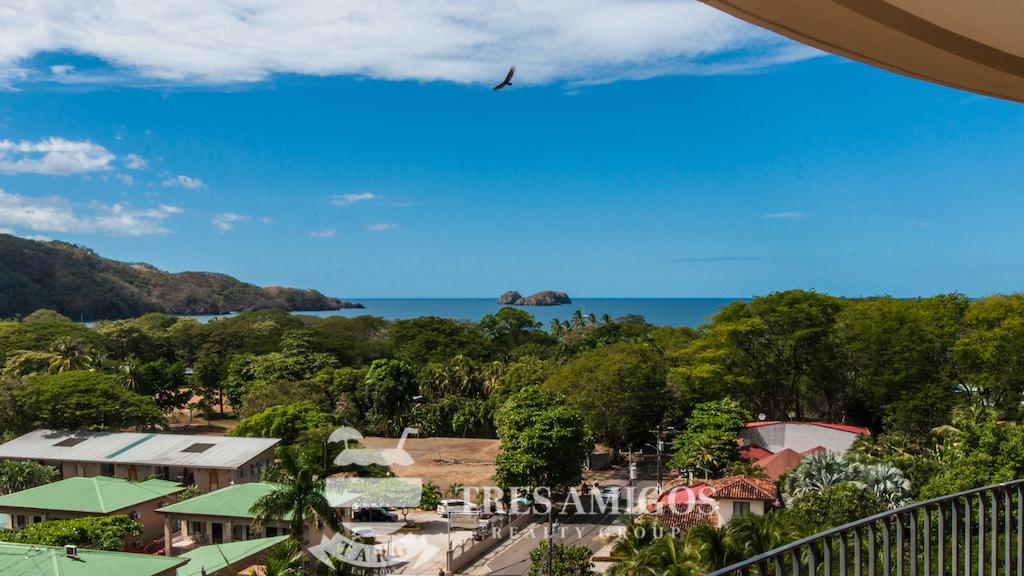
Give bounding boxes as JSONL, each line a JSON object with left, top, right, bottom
{"left": 0, "top": 234, "right": 358, "bottom": 320}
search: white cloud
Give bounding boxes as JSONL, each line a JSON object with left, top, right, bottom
{"left": 212, "top": 212, "right": 249, "bottom": 231}
{"left": 0, "top": 188, "right": 181, "bottom": 236}
{"left": 114, "top": 173, "right": 134, "bottom": 186}
{"left": 0, "top": 2, "right": 817, "bottom": 87}
{"left": 49, "top": 64, "right": 74, "bottom": 76}
{"left": 123, "top": 153, "right": 148, "bottom": 170}
{"left": 161, "top": 174, "right": 205, "bottom": 189}
{"left": 309, "top": 229, "right": 336, "bottom": 238}
{"left": 366, "top": 223, "right": 398, "bottom": 232}
{"left": 0, "top": 137, "right": 115, "bottom": 175}
{"left": 330, "top": 193, "right": 378, "bottom": 206}
{"left": 763, "top": 212, "right": 807, "bottom": 220}
{"left": 259, "top": 216, "right": 273, "bottom": 224}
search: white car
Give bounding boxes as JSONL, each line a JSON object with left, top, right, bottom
{"left": 599, "top": 486, "right": 623, "bottom": 504}
{"left": 437, "top": 499, "right": 479, "bottom": 518}
{"left": 351, "top": 527, "right": 375, "bottom": 542}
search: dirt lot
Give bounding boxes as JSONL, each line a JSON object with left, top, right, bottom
{"left": 360, "top": 436, "right": 500, "bottom": 487}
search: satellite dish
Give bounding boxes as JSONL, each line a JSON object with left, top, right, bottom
{"left": 757, "top": 413, "right": 766, "bottom": 421}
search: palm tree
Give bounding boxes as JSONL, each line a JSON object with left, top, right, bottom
{"left": 481, "top": 361, "right": 506, "bottom": 395}
{"left": 628, "top": 533, "right": 705, "bottom": 576}
{"left": 48, "top": 337, "right": 95, "bottom": 373}
{"left": 252, "top": 538, "right": 305, "bottom": 575}
{"left": 782, "top": 451, "right": 862, "bottom": 501}
{"left": 550, "top": 318, "right": 563, "bottom": 338}
{"left": 688, "top": 524, "right": 738, "bottom": 570}
{"left": 445, "top": 482, "right": 465, "bottom": 498}
{"left": 571, "top": 310, "right": 585, "bottom": 330}
{"left": 250, "top": 447, "right": 341, "bottom": 544}
{"left": 861, "top": 462, "right": 911, "bottom": 508}
{"left": 611, "top": 518, "right": 661, "bottom": 560}
{"left": 119, "top": 361, "right": 139, "bottom": 390}
{"left": 725, "top": 513, "right": 802, "bottom": 559}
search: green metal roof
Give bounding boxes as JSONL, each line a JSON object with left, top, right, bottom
{"left": 157, "top": 482, "right": 288, "bottom": 519}
{"left": 176, "top": 535, "right": 289, "bottom": 576}
{"left": 0, "top": 542, "right": 186, "bottom": 576}
{"left": 157, "top": 482, "right": 359, "bottom": 520}
{"left": 0, "top": 476, "right": 184, "bottom": 514}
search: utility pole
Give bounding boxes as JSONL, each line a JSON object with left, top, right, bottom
{"left": 656, "top": 425, "right": 663, "bottom": 494}
{"left": 446, "top": 512, "right": 452, "bottom": 574}
{"left": 649, "top": 426, "right": 666, "bottom": 493}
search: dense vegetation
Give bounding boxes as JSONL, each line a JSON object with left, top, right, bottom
{"left": 0, "top": 515, "right": 142, "bottom": 550}
{"left": 0, "top": 234, "right": 355, "bottom": 320}
{"left": 0, "top": 291, "right": 1022, "bottom": 499}
{"left": 1, "top": 289, "right": 1024, "bottom": 572}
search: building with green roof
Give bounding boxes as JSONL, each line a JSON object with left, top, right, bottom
{"left": 0, "top": 541, "right": 187, "bottom": 576}
{"left": 175, "top": 535, "right": 289, "bottom": 576}
{"left": 0, "top": 476, "right": 184, "bottom": 551}
{"left": 157, "top": 482, "right": 358, "bottom": 556}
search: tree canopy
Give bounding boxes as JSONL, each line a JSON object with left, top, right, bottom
{"left": 494, "top": 387, "right": 591, "bottom": 490}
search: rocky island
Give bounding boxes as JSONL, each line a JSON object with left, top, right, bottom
{"left": 497, "top": 290, "right": 572, "bottom": 306}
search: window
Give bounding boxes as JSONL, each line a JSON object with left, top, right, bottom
{"left": 732, "top": 501, "right": 751, "bottom": 516}
{"left": 100, "top": 463, "right": 115, "bottom": 476}
{"left": 181, "top": 443, "right": 215, "bottom": 453}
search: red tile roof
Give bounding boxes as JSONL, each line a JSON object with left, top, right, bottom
{"left": 744, "top": 421, "right": 871, "bottom": 436}
{"left": 751, "top": 448, "right": 802, "bottom": 481}
{"left": 707, "top": 476, "right": 777, "bottom": 501}
{"left": 640, "top": 503, "right": 716, "bottom": 530}
{"left": 739, "top": 444, "right": 774, "bottom": 461}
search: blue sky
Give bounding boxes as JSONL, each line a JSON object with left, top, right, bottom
{"left": 1, "top": 3, "right": 1024, "bottom": 298}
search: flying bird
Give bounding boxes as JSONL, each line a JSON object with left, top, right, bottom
{"left": 493, "top": 66, "right": 515, "bottom": 91}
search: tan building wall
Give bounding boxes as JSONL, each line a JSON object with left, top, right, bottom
{"left": 39, "top": 445, "right": 277, "bottom": 492}
{"left": 714, "top": 498, "right": 767, "bottom": 526}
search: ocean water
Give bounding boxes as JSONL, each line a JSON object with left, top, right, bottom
{"left": 191, "top": 298, "right": 745, "bottom": 328}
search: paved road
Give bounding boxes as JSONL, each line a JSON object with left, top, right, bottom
{"left": 468, "top": 500, "right": 623, "bottom": 575}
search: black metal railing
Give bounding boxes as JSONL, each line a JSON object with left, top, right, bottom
{"left": 708, "top": 480, "right": 1024, "bottom": 576}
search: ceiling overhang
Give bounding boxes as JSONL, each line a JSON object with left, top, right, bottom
{"left": 701, "top": 0, "right": 1024, "bottom": 103}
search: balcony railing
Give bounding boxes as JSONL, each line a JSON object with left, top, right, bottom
{"left": 708, "top": 480, "right": 1024, "bottom": 576}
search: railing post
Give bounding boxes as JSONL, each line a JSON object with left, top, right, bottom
{"left": 952, "top": 499, "right": 959, "bottom": 576}
{"left": 990, "top": 491, "right": 998, "bottom": 576}
{"left": 966, "top": 496, "right": 973, "bottom": 576}
{"left": 938, "top": 502, "right": 946, "bottom": 576}
{"left": 897, "top": 512, "right": 905, "bottom": 576}
{"left": 808, "top": 541, "right": 818, "bottom": 576}
{"left": 854, "top": 527, "right": 862, "bottom": 576}
{"left": 1016, "top": 486, "right": 1023, "bottom": 576}
{"left": 825, "top": 535, "right": 833, "bottom": 576}
{"left": 840, "top": 531, "right": 848, "bottom": 576}
{"left": 1004, "top": 489, "right": 1011, "bottom": 576}
{"left": 866, "top": 523, "right": 876, "bottom": 576}
{"left": 979, "top": 494, "right": 986, "bottom": 576}
{"left": 911, "top": 509, "right": 918, "bottom": 576}
{"left": 924, "top": 505, "right": 931, "bottom": 576}
{"left": 882, "top": 518, "right": 891, "bottom": 576}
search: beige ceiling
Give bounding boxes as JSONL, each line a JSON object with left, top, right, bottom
{"left": 702, "top": 0, "right": 1024, "bottom": 103}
